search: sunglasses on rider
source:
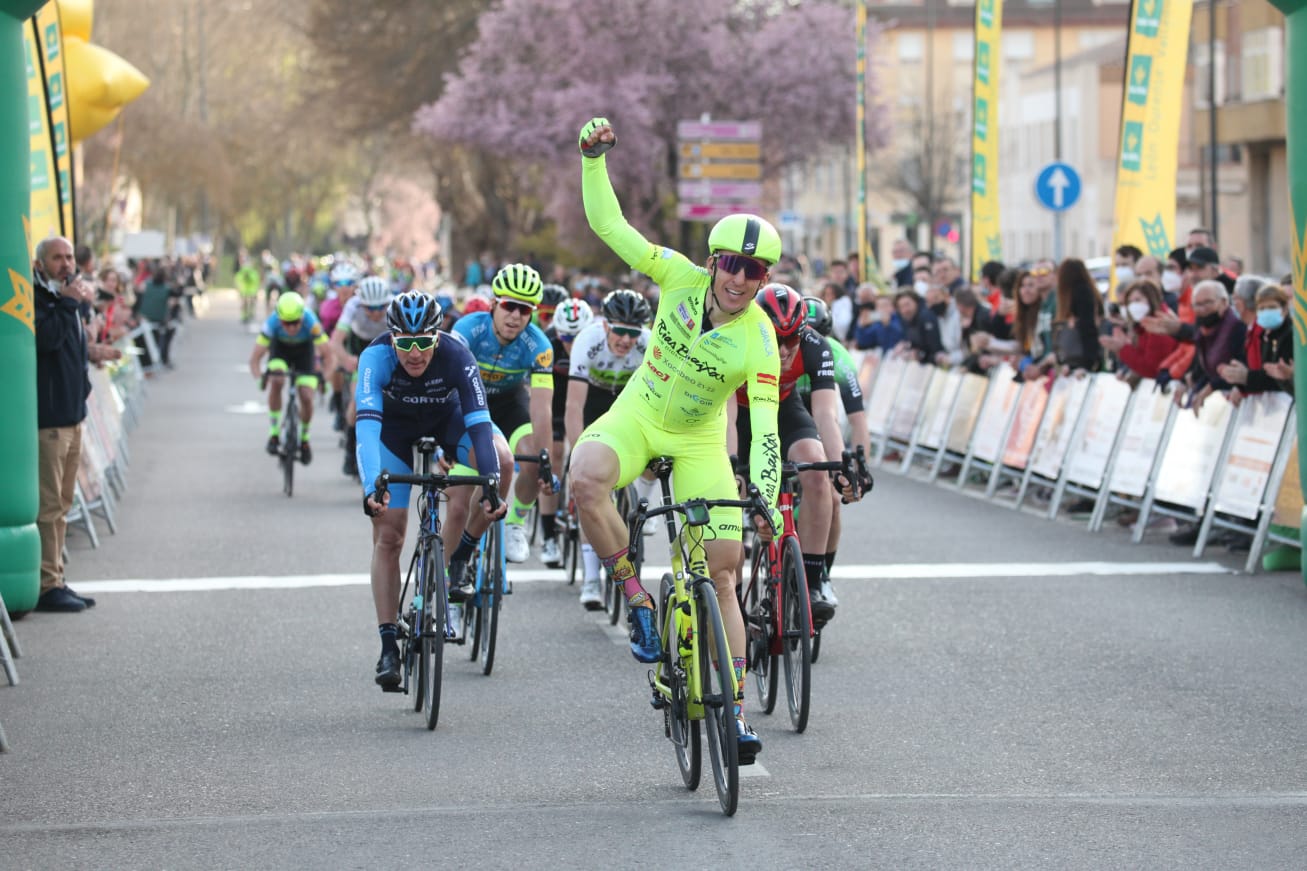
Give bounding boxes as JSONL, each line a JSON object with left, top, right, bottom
{"left": 610, "top": 325, "right": 642, "bottom": 339}
{"left": 280, "top": 319, "right": 302, "bottom": 328}
{"left": 393, "top": 334, "right": 437, "bottom": 352}
{"left": 779, "top": 333, "right": 802, "bottom": 349}
{"left": 364, "top": 303, "right": 388, "bottom": 312}
{"left": 715, "top": 253, "right": 769, "bottom": 281}
{"left": 497, "top": 299, "right": 536, "bottom": 317}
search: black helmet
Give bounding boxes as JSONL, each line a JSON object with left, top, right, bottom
{"left": 387, "top": 290, "right": 442, "bottom": 334}
{"left": 601, "top": 289, "right": 651, "bottom": 326}
{"left": 802, "top": 295, "right": 832, "bottom": 337}
{"left": 540, "top": 283, "right": 569, "bottom": 308}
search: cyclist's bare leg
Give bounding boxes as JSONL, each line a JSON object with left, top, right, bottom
{"left": 570, "top": 440, "right": 643, "bottom": 596}
{"left": 266, "top": 374, "right": 285, "bottom": 414}
{"left": 296, "top": 384, "right": 315, "bottom": 424}
{"left": 706, "top": 538, "right": 748, "bottom": 712}
{"left": 370, "top": 507, "right": 407, "bottom": 625}
{"left": 791, "top": 437, "right": 833, "bottom": 588}
{"left": 510, "top": 429, "right": 543, "bottom": 516}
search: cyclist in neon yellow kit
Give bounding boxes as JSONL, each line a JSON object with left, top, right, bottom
{"left": 570, "top": 117, "right": 782, "bottom": 763}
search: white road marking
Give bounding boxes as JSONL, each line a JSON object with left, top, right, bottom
{"left": 739, "top": 763, "right": 770, "bottom": 778}
{"left": 224, "top": 400, "right": 267, "bottom": 414}
{"left": 72, "top": 561, "right": 1234, "bottom": 594}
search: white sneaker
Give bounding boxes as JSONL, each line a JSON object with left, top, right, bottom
{"left": 579, "top": 576, "right": 603, "bottom": 611}
{"left": 541, "top": 537, "right": 563, "bottom": 568}
{"left": 820, "top": 578, "right": 839, "bottom": 608}
{"left": 504, "top": 523, "right": 530, "bottom": 563}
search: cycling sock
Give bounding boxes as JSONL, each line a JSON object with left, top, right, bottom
{"left": 803, "top": 553, "right": 826, "bottom": 591}
{"left": 732, "top": 656, "right": 746, "bottom": 709}
{"left": 825, "top": 551, "right": 837, "bottom": 573}
{"left": 268, "top": 409, "right": 282, "bottom": 436}
{"left": 541, "top": 513, "right": 557, "bottom": 539}
{"left": 378, "top": 622, "right": 398, "bottom": 655}
{"left": 451, "top": 531, "right": 478, "bottom": 564}
{"left": 581, "top": 544, "right": 602, "bottom": 581}
{"left": 603, "top": 547, "right": 647, "bottom": 603}
{"left": 300, "top": 418, "right": 311, "bottom": 442}
{"left": 509, "top": 495, "right": 533, "bottom": 526}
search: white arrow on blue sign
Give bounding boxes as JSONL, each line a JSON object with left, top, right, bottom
{"left": 1034, "top": 161, "right": 1081, "bottom": 212}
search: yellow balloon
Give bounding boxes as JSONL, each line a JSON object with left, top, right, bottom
{"left": 63, "top": 34, "right": 149, "bottom": 142}
{"left": 56, "top": 0, "right": 93, "bottom": 41}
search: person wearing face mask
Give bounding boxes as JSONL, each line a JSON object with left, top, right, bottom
{"left": 890, "top": 239, "right": 914, "bottom": 287}
{"left": 1098, "top": 279, "right": 1178, "bottom": 380}
{"left": 1175, "top": 280, "right": 1245, "bottom": 414}
{"left": 1113, "top": 244, "right": 1143, "bottom": 289}
{"left": 1218, "top": 283, "right": 1294, "bottom": 402}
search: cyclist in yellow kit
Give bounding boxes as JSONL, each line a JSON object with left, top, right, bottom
{"left": 570, "top": 117, "right": 782, "bottom": 763}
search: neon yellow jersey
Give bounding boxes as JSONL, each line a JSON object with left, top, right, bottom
{"left": 582, "top": 155, "right": 782, "bottom": 512}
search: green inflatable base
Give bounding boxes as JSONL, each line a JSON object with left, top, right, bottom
{"left": 0, "top": 524, "right": 39, "bottom": 612}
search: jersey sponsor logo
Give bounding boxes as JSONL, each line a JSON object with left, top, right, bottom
{"left": 659, "top": 247, "right": 673, "bottom": 260}
{"left": 706, "top": 331, "right": 737, "bottom": 349}
{"left": 535, "top": 349, "right": 553, "bottom": 368}
{"left": 678, "top": 405, "right": 706, "bottom": 419}
{"left": 718, "top": 522, "right": 741, "bottom": 533}
{"left": 483, "top": 370, "right": 507, "bottom": 382}
{"left": 758, "top": 322, "right": 776, "bottom": 357}
{"left": 465, "top": 364, "right": 486, "bottom": 406}
{"left": 400, "top": 394, "right": 439, "bottom": 405}
{"left": 675, "top": 302, "right": 695, "bottom": 330}
{"left": 687, "top": 355, "right": 726, "bottom": 383}
{"left": 651, "top": 345, "right": 662, "bottom": 360}
{"left": 646, "top": 360, "right": 671, "bottom": 382}
{"left": 684, "top": 392, "right": 713, "bottom": 407}
{"left": 757, "top": 431, "right": 781, "bottom": 487}
{"left": 655, "top": 319, "right": 692, "bottom": 357}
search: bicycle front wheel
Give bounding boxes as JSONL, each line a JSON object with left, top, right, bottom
{"left": 421, "top": 548, "right": 446, "bottom": 730}
{"left": 745, "top": 541, "right": 778, "bottom": 715}
{"left": 661, "top": 574, "right": 699, "bottom": 790}
{"left": 281, "top": 401, "right": 298, "bottom": 498}
{"left": 696, "top": 580, "right": 739, "bottom": 817}
{"left": 479, "top": 525, "right": 502, "bottom": 676}
{"left": 780, "top": 537, "right": 812, "bottom": 733}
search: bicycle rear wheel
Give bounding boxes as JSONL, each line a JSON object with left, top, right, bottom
{"left": 696, "top": 580, "right": 739, "bottom": 817}
{"left": 780, "top": 537, "right": 812, "bottom": 733}
{"left": 606, "top": 568, "right": 623, "bottom": 626}
{"left": 479, "top": 524, "right": 502, "bottom": 676}
{"left": 421, "top": 545, "right": 446, "bottom": 730}
{"left": 745, "top": 543, "right": 778, "bottom": 715}
{"left": 660, "top": 574, "right": 699, "bottom": 790}
{"left": 565, "top": 512, "right": 580, "bottom": 587}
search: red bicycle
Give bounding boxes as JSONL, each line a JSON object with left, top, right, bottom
{"left": 739, "top": 453, "right": 858, "bottom": 733}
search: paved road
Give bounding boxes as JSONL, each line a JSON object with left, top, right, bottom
{"left": 4, "top": 293, "right": 1307, "bottom": 869}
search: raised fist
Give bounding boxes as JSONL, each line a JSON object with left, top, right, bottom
{"left": 579, "top": 117, "right": 616, "bottom": 158}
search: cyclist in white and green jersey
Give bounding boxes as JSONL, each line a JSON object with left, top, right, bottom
{"left": 571, "top": 117, "right": 783, "bottom": 764}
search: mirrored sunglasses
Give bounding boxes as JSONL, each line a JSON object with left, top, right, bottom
{"left": 393, "top": 334, "right": 437, "bottom": 352}
{"left": 716, "top": 253, "right": 769, "bottom": 281}
{"left": 497, "top": 299, "right": 536, "bottom": 317}
{"left": 610, "top": 326, "right": 642, "bottom": 339}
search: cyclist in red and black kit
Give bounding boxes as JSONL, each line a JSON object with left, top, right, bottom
{"left": 728, "top": 284, "right": 859, "bottom": 623}
{"left": 538, "top": 294, "right": 594, "bottom": 566}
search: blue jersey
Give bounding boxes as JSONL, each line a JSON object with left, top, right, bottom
{"left": 256, "top": 309, "right": 326, "bottom": 347}
{"left": 355, "top": 331, "right": 498, "bottom": 498}
{"left": 451, "top": 312, "right": 554, "bottom": 396}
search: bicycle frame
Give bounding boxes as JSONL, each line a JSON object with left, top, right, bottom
{"left": 751, "top": 477, "right": 806, "bottom": 656}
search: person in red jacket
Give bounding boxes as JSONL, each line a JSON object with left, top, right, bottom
{"left": 1099, "top": 279, "right": 1178, "bottom": 379}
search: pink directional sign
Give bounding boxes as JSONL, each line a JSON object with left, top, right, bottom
{"left": 676, "top": 202, "right": 753, "bottom": 221}
{"left": 676, "top": 120, "right": 762, "bottom": 141}
{"left": 676, "top": 180, "right": 763, "bottom": 202}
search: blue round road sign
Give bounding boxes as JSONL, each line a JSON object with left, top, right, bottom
{"left": 1034, "top": 162, "right": 1081, "bottom": 212}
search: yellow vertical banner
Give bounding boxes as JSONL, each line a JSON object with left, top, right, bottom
{"left": 970, "top": 0, "right": 1003, "bottom": 282}
{"left": 33, "top": 1, "right": 73, "bottom": 242}
{"left": 24, "top": 16, "right": 59, "bottom": 243}
{"left": 1109, "top": 0, "right": 1192, "bottom": 294}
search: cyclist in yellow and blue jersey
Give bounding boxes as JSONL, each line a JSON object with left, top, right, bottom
{"left": 248, "top": 291, "right": 332, "bottom": 464}
{"left": 570, "top": 117, "right": 782, "bottom": 763}
{"left": 450, "top": 264, "right": 557, "bottom": 564}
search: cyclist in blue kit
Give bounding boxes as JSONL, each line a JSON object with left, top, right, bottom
{"left": 356, "top": 291, "right": 511, "bottom": 689}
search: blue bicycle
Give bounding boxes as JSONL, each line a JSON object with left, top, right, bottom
{"left": 375, "top": 438, "right": 499, "bottom": 729}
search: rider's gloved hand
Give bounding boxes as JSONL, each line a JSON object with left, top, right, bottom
{"left": 579, "top": 117, "right": 616, "bottom": 158}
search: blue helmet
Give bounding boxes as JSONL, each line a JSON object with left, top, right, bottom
{"left": 386, "top": 290, "right": 441, "bottom": 335}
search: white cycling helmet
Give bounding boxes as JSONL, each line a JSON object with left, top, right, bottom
{"left": 356, "top": 275, "right": 392, "bottom": 307}
{"left": 553, "top": 298, "right": 594, "bottom": 337}
{"left": 330, "top": 262, "right": 360, "bottom": 287}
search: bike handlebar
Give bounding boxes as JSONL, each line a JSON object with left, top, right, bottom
{"left": 627, "top": 485, "right": 772, "bottom": 555}
{"left": 373, "top": 470, "right": 502, "bottom": 511}
{"left": 514, "top": 450, "right": 560, "bottom": 492}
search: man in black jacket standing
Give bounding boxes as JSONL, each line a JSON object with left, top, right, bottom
{"left": 33, "top": 236, "right": 99, "bottom": 612}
